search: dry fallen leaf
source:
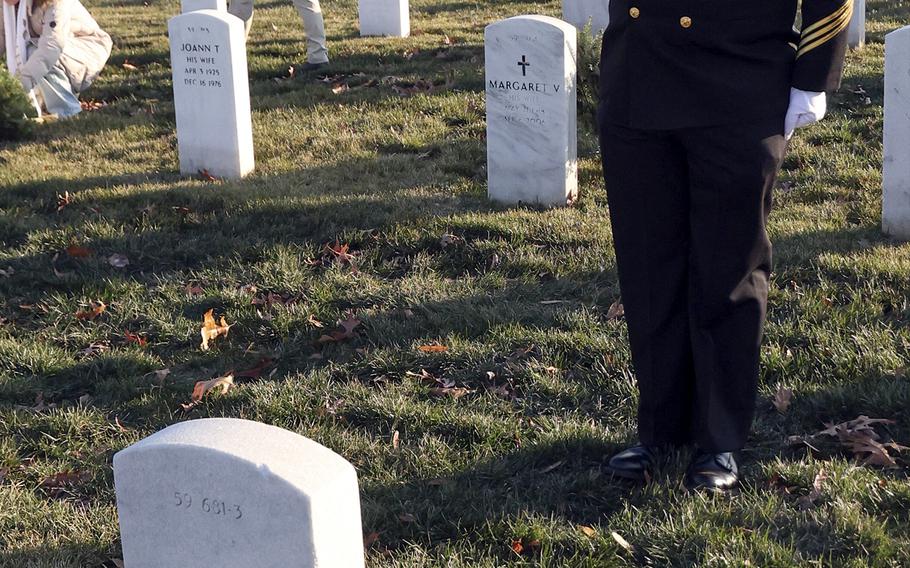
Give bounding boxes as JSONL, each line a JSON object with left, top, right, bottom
{"left": 200, "top": 309, "right": 232, "bottom": 350}
{"left": 392, "top": 430, "right": 400, "bottom": 450}
{"left": 186, "top": 374, "right": 235, "bottom": 409}
{"left": 418, "top": 344, "right": 448, "bottom": 353}
{"left": 606, "top": 300, "right": 625, "bottom": 320}
{"left": 66, "top": 245, "right": 93, "bottom": 258}
{"left": 75, "top": 301, "right": 106, "bottom": 321}
{"left": 429, "top": 386, "right": 471, "bottom": 399}
{"left": 797, "top": 468, "right": 827, "bottom": 510}
{"left": 578, "top": 525, "right": 597, "bottom": 538}
{"left": 122, "top": 61, "right": 139, "bottom": 71}
{"left": 56, "top": 191, "right": 72, "bottom": 211}
{"left": 124, "top": 331, "right": 147, "bottom": 346}
{"left": 772, "top": 385, "right": 793, "bottom": 414}
{"left": 318, "top": 314, "right": 361, "bottom": 343}
{"left": 510, "top": 539, "right": 524, "bottom": 555}
{"left": 235, "top": 357, "right": 274, "bottom": 379}
{"left": 363, "top": 531, "right": 380, "bottom": 548}
{"left": 611, "top": 531, "right": 635, "bottom": 553}
{"left": 198, "top": 169, "right": 218, "bottom": 182}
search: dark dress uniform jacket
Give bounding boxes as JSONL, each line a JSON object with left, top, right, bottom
{"left": 600, "top": 0, "right": 853, "bottom": 129}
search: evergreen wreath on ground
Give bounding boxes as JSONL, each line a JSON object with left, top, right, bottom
{"left": 0, "top": 64, "right": 37, "bottom": 141}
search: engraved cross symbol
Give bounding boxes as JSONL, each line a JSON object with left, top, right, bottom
{"left": 517, "top": 55, "right": 530, "bottom": 76}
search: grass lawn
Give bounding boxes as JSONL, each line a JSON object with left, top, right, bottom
{"left": 2, "top": 0, "right": 910, "bottom": 565}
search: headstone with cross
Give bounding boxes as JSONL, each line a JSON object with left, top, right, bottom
{"left": 484, "top": 15, "right": 578, "bottom": 206}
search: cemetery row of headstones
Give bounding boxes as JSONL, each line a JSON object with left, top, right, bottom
{"left": 166, "top": 0, "right": 904, "bottom": 221}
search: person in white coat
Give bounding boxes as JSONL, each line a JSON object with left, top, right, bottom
{"left": 1, "top": 0, "right": 111, "bottom": 117}
{"left": 228, "top": 0, "right": 328, "bottom": 71}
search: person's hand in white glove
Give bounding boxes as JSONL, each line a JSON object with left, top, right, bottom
{"left": 784, "top": 87, "right": 826, "bottom": 140}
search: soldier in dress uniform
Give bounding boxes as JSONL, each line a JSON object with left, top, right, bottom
{"left": 599, "top": 0, "right": 853, "bottom": 490}
{"left": 228, "top": 0, "right": 329, "bottom": 72}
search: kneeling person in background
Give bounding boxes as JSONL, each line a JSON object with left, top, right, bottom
{"left": 1, "top": 0, "right": 112, "bottom": 118}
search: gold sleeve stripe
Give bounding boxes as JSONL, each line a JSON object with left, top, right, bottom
{"left": 800, "top": 0, "right": 852, "bottom": 38}
{"left": 797, "top": 5, "right": 852, "bottom": 57}
{"left": 799, "top": 2, "right": 853, "bottom": 47}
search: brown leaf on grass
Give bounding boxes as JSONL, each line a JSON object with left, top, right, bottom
{"left": 429, "top": 386, "right": 471, "bottom": 399}
{"left": 439, "top": 233, "right": 462, "bottom": 248}
{"left": 418, "top": 344, "right": 448, "bottom": 353}
{"left": 14, "top": 392, "right": 56, "bottom": 412}
{"left": 331, "top": 81, "right": 349, "bottom": 95}
{"left": 80, "top": 99, "right": 107, "bottom": 111}
{"left": 124, "top": 331, "right": 147, "bottom": 346}
{"left": 307, "top": 314, "right": 325, "bottom": 328}
{"left": 75, "top": 301, "right": 106, "bottom": 321}
{"left": 66, "top": 245, "right": 93, "bottom": 258}
{"left": 772, "top": 385, "right": 793, "bottom": 414}
{"left": 40, "top": 470, "right": 89, "bottom": 497}
{"left": 324, "top": 241, "right": 356, "bottom": 266}
{"left": 200, "top": 309, "right": 232, "bottom": 350}
{"left": 797, "top": 468, "right": 827, "bottom": 510}
{"left": 510, "top": 539, "right": 524, "bottom": 555}
{"left": 185, "top": 284, "right": 205, "bottom": 296}
{"left": 363, "top": 531, "right": 380, "bottom": 548}
{"left": 391, "top": 430, "right": 400, "bottom": 450}
{"left": 318, "top": 314, "right": 361, "bottom": 343}
{"left": 77, "top": 341, "right": 110, "bottom": 359}
{"left": 198, "top": 169, "right": 218, "bottom": 182}
{"left": 806, "top": 415, "right": 906, "bottom": 468}
{"left": 235, "top": 357, "right": 274, "bottom": 379}
{"left": 56, "top": 191, "right": 72, "bottom": 211}
{"left": 611, "top": 531, "right": 635, "bottom": 553}
{"left": 578, "top": 525, "right": 597, "bottom": 538}
{"left": 145, "top": 368, "right": 171, "bottom": 385}
{"left": 122, "top": 61, "right": 139, "bottom": 71}
{"left": 606, "top": 300, "right": 625, "bottom": 320}
{"left": 182, "top": 374, "right": 235, "bottom": 411}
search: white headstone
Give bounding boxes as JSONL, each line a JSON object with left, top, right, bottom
{"left": 485, "top": 16, "right": 578, "bottom": 206}
{"left": 562, "top": 0, "right": 610, "bottom": 35}
{"left": 182, "top": 0, "right": 226, "bottom": 13}
{"left": 114, "top": 418, "right": 365, "bottom": 568}
{"left": 168, "top": 10, "right": 255, "bottom": 179}
{"left": 883, "top": 26, "right": 910, "bottom": 240}
{"left": 359, "top": 0, "right": 410, "bottom": 37}
{"left": 848, "top": 0, "right": 865, "bottom": 49}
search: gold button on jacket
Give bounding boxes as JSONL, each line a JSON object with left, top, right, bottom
{"left": 629, "top": 7, "right": 640, "bottom": 18}
{"left": 680, "top": 16, "right": 692, "bottom": 28}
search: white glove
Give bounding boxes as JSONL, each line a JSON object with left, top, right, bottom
{"left": 784, "top": 87, "right": 826, "bottom": 140}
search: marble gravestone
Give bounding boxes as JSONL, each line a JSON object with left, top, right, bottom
{"left": 181, "top": 0, "right": 225, "bottom": 13}
{"left": 883, "top": 25, "right": 910, "bottom": 240}
{"left": 485, "top": 16, "right": 578, "bottom": 206}
{"left": 359, "top": 0, "right": 410, "bottom": 37}
{"left": 848, "top": 0, "right": 865, "bottom": 49}
{"left": 562, "top": 0, "right": 610, "bottom": 35}
{"left": 114, "top": 419, "right": 365, "bottom": 568}
{"left": 168, "top": 9, "right": 255, "bottom": 179}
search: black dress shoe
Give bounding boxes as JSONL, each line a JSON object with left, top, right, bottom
{"left": 684, "top": 452, "right": 739, "bottom": 492}
{"left": 300, "top": 61, "right": 328, "bottom": 73}
{"left": 606, "top": 444, "right": 657, "bottom": 482}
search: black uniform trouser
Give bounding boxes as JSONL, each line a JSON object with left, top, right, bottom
{"left": 599, "top": 116, "right": 787, "bottom": 453}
